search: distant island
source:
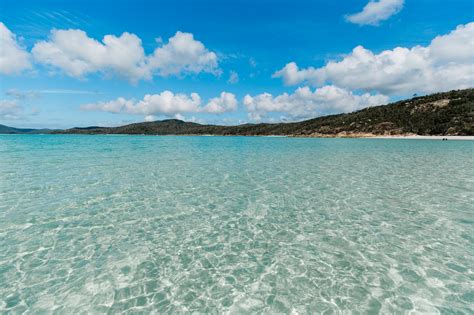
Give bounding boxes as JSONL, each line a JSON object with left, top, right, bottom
{"left": 2, "top": 89, "right": 473, "bottom": 137}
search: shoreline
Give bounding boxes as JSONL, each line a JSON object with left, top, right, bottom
{"left": 292, "top": 133, "right": 474, "bottom": 140}
{"left": 372, "top": 135, "right": 474, "bottom": 140}
{"left": 2, "top": 133, "right": 474, "bottom": 140}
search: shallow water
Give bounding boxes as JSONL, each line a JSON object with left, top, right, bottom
{"left": 0, "top": 135, "right": 473, "bottom": 313}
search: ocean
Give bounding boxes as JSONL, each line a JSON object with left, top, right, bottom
{"left": 1, "top": 135, "right": 472, "bottom": 313}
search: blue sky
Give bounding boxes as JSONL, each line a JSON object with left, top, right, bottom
{"left": 0, "top": 0, "right": 473, "bottom": 128}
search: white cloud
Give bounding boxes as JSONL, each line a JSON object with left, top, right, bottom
{"left": 32, "top": 29, "right": 149, "bottom": 81}
{"left": 144, "top": 115, "right": 156, "bottom": 122}
{"left": 187, "top": 116, "right": 206, "bottom": 124}
{"left": 203, "top": 92, "right": 238, "bottom": 114}
{"left": 346, "top": 0, "right": 404, "bottom": 26}
{"left": 0, "top": 22, "right": 31, "bottom": 75}
{"left": 84, "top": 87, "right": 386, "bottom": 122}
{"left": 135, "top": 92, "right": 203, "bottom": 115}
{"left": 81, "top": 91, "right": 237, "bottom": 117}
{"left": 0, "top": 100, "right": 23, "bottom": 119}
{"left": 244, "top": 85, "right": 388, "bottom": 121}
{"left": 148, "top": 31, "right": 219, "bottom": 76}
{"left": 174, "top": 113, "right": 186, "bottom": 121}
{"left": 32, "top": 29, "right": 219, "bottom": 81}
{"left": 81, "top": 91, "right": 201, "bottom": 115}
{"left": 273, "top": 22, "right": 474, "bottom": 95}
{"left": 227, "top": 70, "right": 239, "bottom": 84}
{"left": 429, "top": 23, "right": 474, "bottom": 63}
{"left": 81, "top": 97, "right": 129, "bottom": 113}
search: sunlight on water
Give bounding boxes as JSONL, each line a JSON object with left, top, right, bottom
{"left": 0, "top": 135, "right": 473, "bottom": 313}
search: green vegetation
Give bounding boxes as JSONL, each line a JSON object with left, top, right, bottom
{"left": 2, "top": 89, "right": 473, "bottom": 136}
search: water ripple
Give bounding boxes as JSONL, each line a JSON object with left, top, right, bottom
{"left": 0, "top": 135, "right": 473, "bottom": 313}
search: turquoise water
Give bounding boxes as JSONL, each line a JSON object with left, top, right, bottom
{"left": 0, "top": 135, "right": 473, "bottom": 313}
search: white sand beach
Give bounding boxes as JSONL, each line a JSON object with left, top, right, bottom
{"left": 374, "top": 135, "right": 474, "bottom": 140}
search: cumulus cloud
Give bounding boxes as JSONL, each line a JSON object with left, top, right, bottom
{"left": 244, "top": 86, "right": 388, "bottom": 121}
{"left": 81, "top": 91, "right": 237, "bottom": 117}
{"left": 81, "top": 91, "right": 201, "bottom": 115}
{"left": 346, "top": 0, "right": 404, "bottom": 26}
{"left": 0, "top": 100, "right": 23, "bottom": 119}
{"left": 273, "top": 22, "right": 474, "bottom": 95}
{"left": 0, "top": 22, "right": 31, "bottom": 75}
{"left": 32, "top": 29, "right": 149, "bottom": 80}
{"left": 147, "top": 31, "right": 218, "bottom": 76}
{"left": 32, "top": 29, "right": 219, "bottom": 81}
{"left": 202, "top": 92, "right": 238, "bottom": 114}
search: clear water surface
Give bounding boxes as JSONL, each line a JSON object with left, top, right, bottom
{"left": 1, "top": 135, "right": 473, "bottom": 313}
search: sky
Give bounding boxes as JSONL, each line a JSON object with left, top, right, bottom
{"left": 0, "top": 0, "right": 473, "bottom": 128}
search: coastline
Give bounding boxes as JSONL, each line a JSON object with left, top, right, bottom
{"left": 293, "top": 132, "right": 474, "bottom": 140}
{"left": 2, "top": 133, "right": 473, "bottom": 140}
{"left": 372, "top": 135, "right": 474, "bottom": 140}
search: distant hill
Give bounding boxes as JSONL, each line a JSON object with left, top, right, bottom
{"left": 2, "top": 89, "right": 473, "bottom": 136}
{"left": 0, "top": 124, "right": 53, "bottom": 134}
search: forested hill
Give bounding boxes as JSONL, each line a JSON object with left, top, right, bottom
{"left": 2, "top": 89, "right": 473, "bottom": 136}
